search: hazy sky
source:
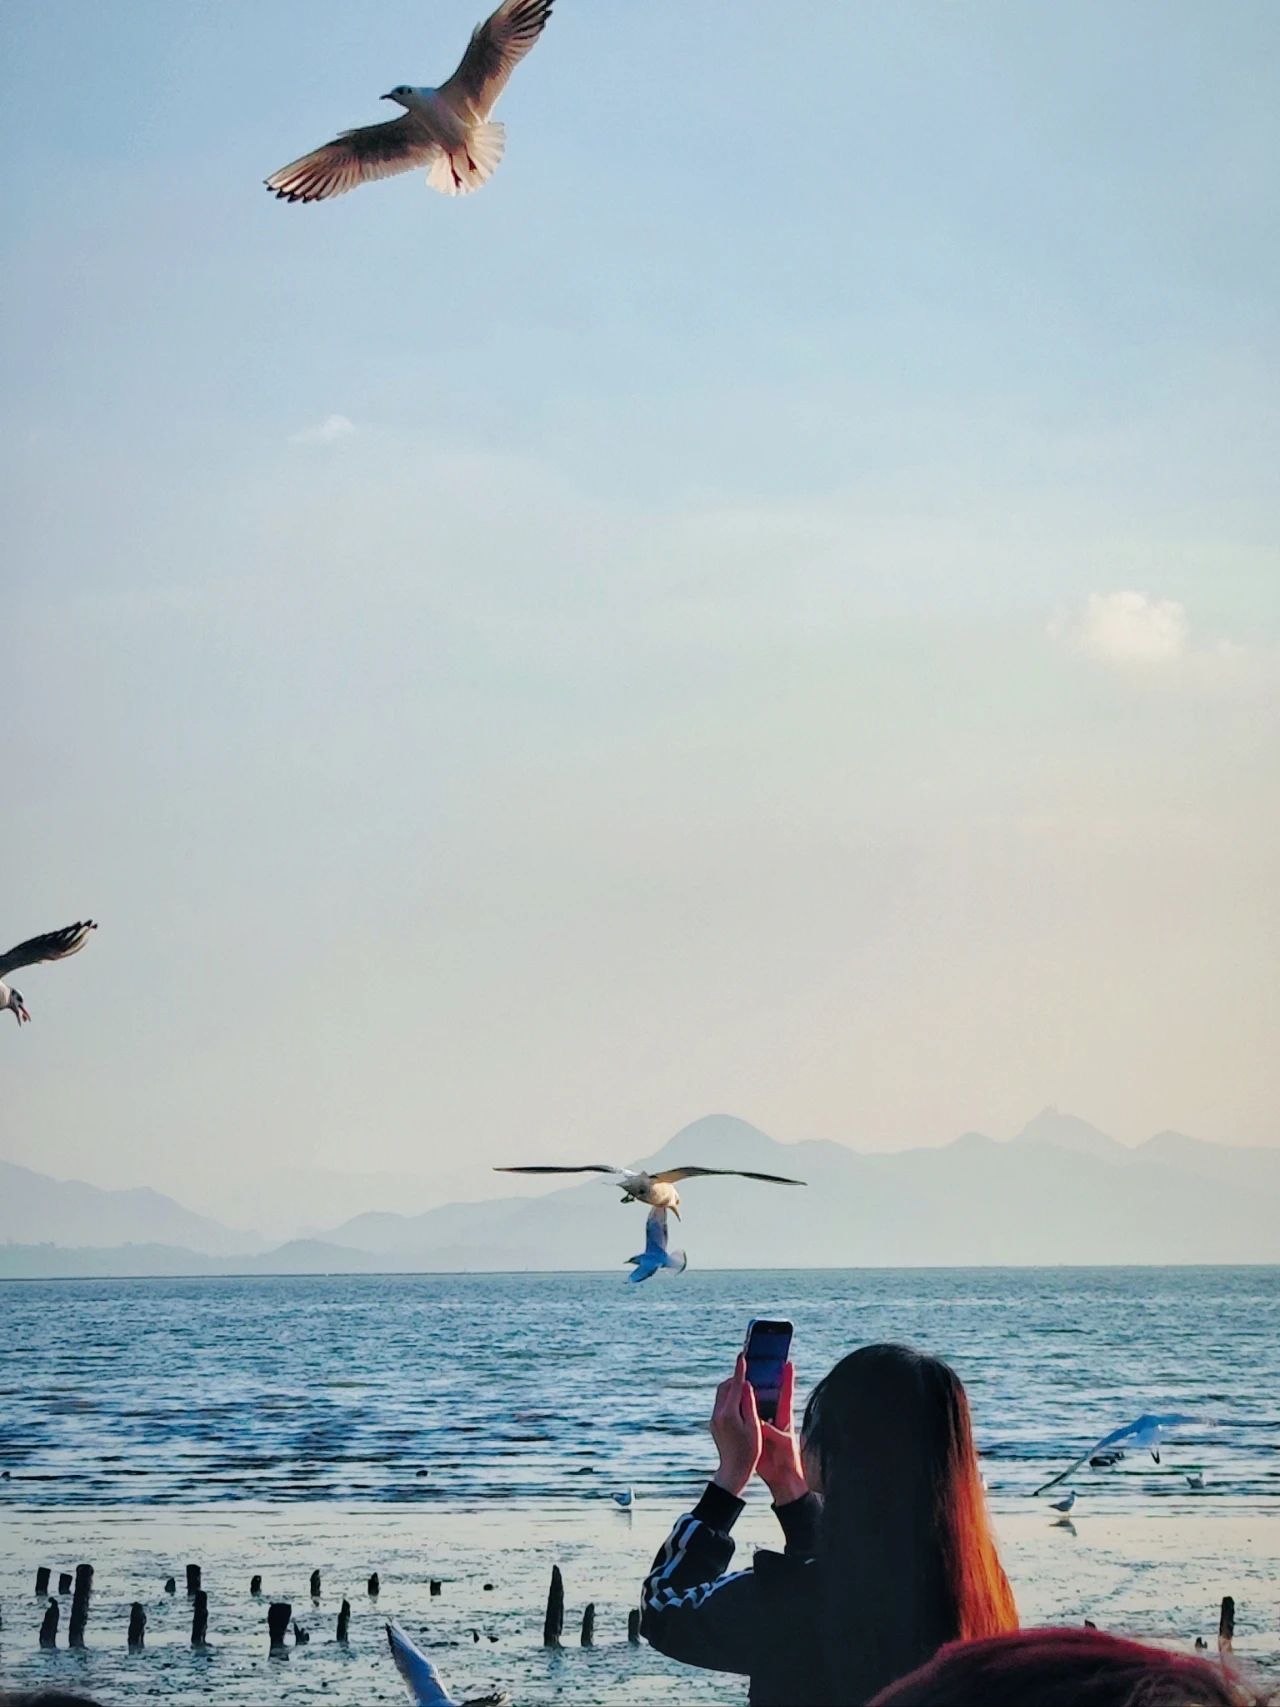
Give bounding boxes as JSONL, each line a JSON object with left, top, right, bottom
{"left": 3, "top": 0, "right": 1277, "bottom": 1205}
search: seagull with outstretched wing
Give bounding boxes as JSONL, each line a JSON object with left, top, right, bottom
{"left": 626, "top": 1207, "right": 687, "bottom": 1284}
{"left": 1032, "top": 1412, "right": 1204, "bottom": 1497}
{"left": 1, "top": 921, "right": 97, "bottom": 1027}
{"left": 386, "top": 1620, "right": 508, "bottom": 1707}
{"left": 266, "top": 0, "right": 553, "bottom": 203}
{"left": 494, "top": 1162, "right": 806, "bottom": 1219}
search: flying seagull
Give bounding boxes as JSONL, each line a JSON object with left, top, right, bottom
{"left": 1033, "top": 1413, "right": 1202, "bottom": 1497}
{"left": 626, "top": 1208, "right": 687, "bottom": 1284}
{"left": 1, "top": 921, "right": 97, "bottom": 1026}
{"left": 494, "top": 1164, "right": 806, "bottom": 1219}
{"left": 386, "top": 1621, "right": 508, "bottom": 1707}
{"left": 266, "top": 0, "right": 554, "bottom": 203}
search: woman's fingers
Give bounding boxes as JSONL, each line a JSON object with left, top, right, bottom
{"left": 776, "top": 1361, "right": 795, "bottom": 1433}
{"left": 738, "top": 1372, "right": 760, "bottom": 1426}
{"left": 712, "top": 1356, "right": 748, "bottom": 1425}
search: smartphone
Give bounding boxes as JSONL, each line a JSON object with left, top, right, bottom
{"left": 743, "top": 1318, "right": 793, "bottom": 1425}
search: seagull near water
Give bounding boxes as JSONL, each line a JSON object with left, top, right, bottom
{"left": 266, "top": 0, "right": 554, "bottom": 204}
{"left": 1, "top": 921, "right": 97, "bottom": 1026}
{"left": 626, "top": 1208, "right": 687, "bottom": 1285}
{"left": 493, "top": 1163, "right": 806, "bottom": 1220}
{"left": 386, "top": 1621, "right": 508, "bottom": 1707}
{"left": 1049, "top": 1490, "right": 1078, "bottom": 1515}
{"left": 1033, "top": 1413, "right": 1204, "bottom": 1497}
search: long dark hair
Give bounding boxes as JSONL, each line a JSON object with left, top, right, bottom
{"left": 802, "top": 1343, "right": 1017, "bottom": 1704}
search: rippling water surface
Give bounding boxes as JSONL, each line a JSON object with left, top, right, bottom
{"left": 2, "top": 1267, "right": 1276, "bottom": 1508}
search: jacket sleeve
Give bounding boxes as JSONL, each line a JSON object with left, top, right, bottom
{"left": 774, "top": 1490, "right": 821, "bottom": 1558}
{"left": 639, "top": 1481, "right": 763, "bottom": 1676}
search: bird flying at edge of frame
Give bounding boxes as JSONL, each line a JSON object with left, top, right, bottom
{"left": 1, "top": 920, "right": 97, "bottom": 1027}
{"left": 265, "top": 0, "right": 554, "bottom": 204}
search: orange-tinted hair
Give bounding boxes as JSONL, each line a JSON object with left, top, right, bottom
{"left": 867, "top": 1627, "right": 1262, "bottom": 1707}
{"left": 802, "top": 1343, "right": 1017, "bottom": 1703}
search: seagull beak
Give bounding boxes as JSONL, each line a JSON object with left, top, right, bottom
{"left": 14, "top": 1000, "right": 31, "bottom": 1025}
{"left": 381, "top": 92, "right": 396, "bottom": 101}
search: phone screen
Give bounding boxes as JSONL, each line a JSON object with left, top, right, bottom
{"left": 743, "top": 1318, "right": 793, "bottom": 1425}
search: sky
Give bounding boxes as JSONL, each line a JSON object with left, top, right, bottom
{"left": 2, "top": 0, "right": 1278, "bottom": 1211}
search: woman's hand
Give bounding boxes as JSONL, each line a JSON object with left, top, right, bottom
{"left": 709, "top": 1355, "right": 762, "bottom": 1497}
{"left": 756, "top": 1361, "right": 808, "bottom": 1506}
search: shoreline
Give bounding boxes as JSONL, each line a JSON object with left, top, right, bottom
{"left": 2, "top": 1501, "right": 1276, "bottom": 1703}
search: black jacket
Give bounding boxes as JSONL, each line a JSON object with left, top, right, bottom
{"left": 641, "top": 1481, "right": 830, "bottom": 1707}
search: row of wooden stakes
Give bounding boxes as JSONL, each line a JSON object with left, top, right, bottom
{"left": 19, "top": 1561, "right": 642, "bottom": 1652}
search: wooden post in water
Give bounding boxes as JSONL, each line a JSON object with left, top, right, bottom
{"left": 69, "top": 1568, "right": 92, "bottom": 1649}
{"left": 1218, "top": 1595, "right": 1235, "bottom": 1653}
{"left": 292, "top": 1619, "right": 310, "bottom": 1645}
{"left": 191, "top": 1589, "right": 208, "bottom": 1648}
{"left": 268, "top": 1601, "right": 292, "bottom": 1649}
{"left": 127, "top": 1602, "right": 146, "bottom": 1649}
{"left": 310, "top": 1569, "right": 321, "bottom": 1598}
{"left": 627, "top": 1608, "right": 641, "bottom": 1644}
{"left": 58, "top": 1572, "right": 73, "bottom": 1595}
{"left": 186, "top": 1563, "right": 201, "bottom": 1595}
{"left": 542, "top": 1565, "right": 564, "bottom": 1648}
{"left": 34, "top": 1567, "right": 50, "bottom": 1596}
{"left": 580, "top": 1603, "right": 595, "bottom": 1647}
{"left": 250, "top": 1574, "right": 262, "bottom": 1596}
{"left": 367, "top": 1572, "right": 380, "bottom": 1597}
{"left": 430, "top": 1578, "right": 442, "bottom": 1597}
{"left": 39, "top": 1601, "right": 59, "bottom": 1648}
{"left": 164, "top": 1576, "right": 176, "bottom": 1595}
{"left": 336, "top": 1598, "right": 350, "bottom": 1643}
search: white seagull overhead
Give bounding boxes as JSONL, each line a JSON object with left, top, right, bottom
{"left": 494, "top": 1163, "right": 806, "bottom": 1220}
{"left": 266, "top": 0, "right": 554, "bottom": 203}
{"left": 1, "top": 921, "right": 97, "bottom": 1027}
{"left": 386, "top": 1621, "right": 508, "bottom": 1707}
{"left": 1033, "top": 1412, "right": 1203, "bottom": 1497}
{"left": 626, "top": 1208, "right": 687, "bottom": 1284}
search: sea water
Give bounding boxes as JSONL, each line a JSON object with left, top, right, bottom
{"left": 1, "top": 1268, "right": 1276, "bottom": 1704}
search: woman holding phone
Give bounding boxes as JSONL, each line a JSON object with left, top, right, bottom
{"left": 640, "top": 1342, "right": 1017, "bottom": 1707}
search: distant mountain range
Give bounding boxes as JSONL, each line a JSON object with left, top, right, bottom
{"left": 1, "top": 1111, "right": 1276, "bottom": 1278}
{"left": 0, "top": 1159, "right": 264, "bottom": 1257}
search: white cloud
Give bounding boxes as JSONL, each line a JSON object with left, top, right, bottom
{"left": 1050, "top": 590, "right": 1190, "bottom": 667}
{"left": 290, "top": 413, "right": 355, "bottom": 446}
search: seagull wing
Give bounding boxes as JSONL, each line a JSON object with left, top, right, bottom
{"left": 266, "top": 115, "right": 438, "bottom": 204}
{"left": 439, "top": 0, "right": 555, "bottom": 120}
{"left": 650, "top": 1167, "right": 807, "bottom": 1187}
{"left": 386, "top": 1620, "right": 456, "bottom": 1705}
{"left": 493, "top": 1164, "right": 629, "bottom": 1179}
{"left": 643, "top": 1207, "right": 671, "bottom": 1258}
{"left": 0, "top": 921, "right": 96, "bottom": 980}
{"left": 1031, "top": 1412, "right": 1202, "bottom": 1497}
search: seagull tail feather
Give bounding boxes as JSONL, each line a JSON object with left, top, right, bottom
{"left": 426, "top": 121, "right": 506, "bottom": 196}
